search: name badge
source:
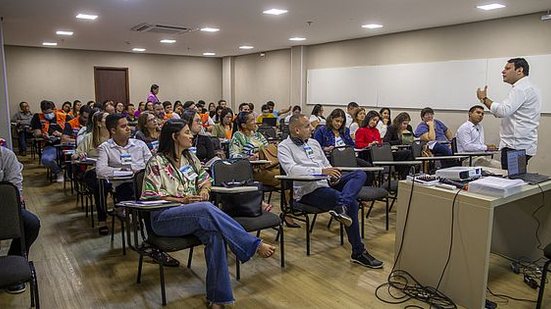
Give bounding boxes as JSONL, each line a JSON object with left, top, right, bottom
{"left": 150, "top": 140, "right": 159, "bottom": 150}
{"left": 189, "top": 146, "right": 197, "bottom": 154}
{"left": 335, "top": 137, "right": 345, "bottom": 147}
{"left": 120, "top": 153, "right": 132, "bottom": 165}
{"left": 304, "top": 144, "right": 315, "bottom": 159}
{"left": 179, "top": 165, "right": 198, "bottom": 181}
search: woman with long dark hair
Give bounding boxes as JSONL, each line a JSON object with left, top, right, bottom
{"left": 355, "top": 110, "right": 382, "bottom": 149}
{"left": 181, "top": 110, "right": 216, "bottom": 162}
{"left": 376, "top": 107, "right": 391, "bottom": 137}
{"left": 313, "top": 108, "right": 353, "bottom": 153}
{"left": 383, "top": 112, "right": 414, "bottom": 145}
{"left": 142, "top": 119, "right": 275, "bottom": 308}
{"left": 135, "top": 111, "right": 161, "bottom": 151}
{"left": 309, "top": 104, "right": 326, "bottom": 127}
{"left": 212, "top": 108, "right": 234, "bottom": 139}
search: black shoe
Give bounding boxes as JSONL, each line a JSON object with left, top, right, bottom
{"left": 329, "top": 205, "right": 352, "bottom": 227}
{"left": 351, "top": 251, "right": 384, "bottom": 269}
{"left": 6, "top": 283, "right": 26, "bottom": 294}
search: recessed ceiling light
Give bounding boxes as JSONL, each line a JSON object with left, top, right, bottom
{"left": 239, "top": 45, "right": 254, "bottom": 50}
{"left": 263, "top": 9, "right": 288, "bottom": 15}
{"left": 132, "top": 48, "right": 146, "bottom": 52}
{"left": 362, "top": 24, "right": 383, "bottom": 29}
{"left": 42, "top": 42, "right": 57, "bottom": 46}
{"left": 56, "top": 30, "right": 74, "bottom": 36}
{"left": 76, "top": 13, "right": 98, "bottom": 20}
{"left": 289, "top": 37, "right": 306, "bottom": 41}
{"left": 476, "top": 3, "right": 506, "bottom": 10}
{"left": 200, "top": 27, "right": 220, "bottom": 32}
{"left": 203, "top": 52, "right": 216, "bottom": 56}
{"left": 160, "top": 39, "right": 176, "bottom": 44}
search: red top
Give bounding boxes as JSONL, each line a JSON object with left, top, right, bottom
{"left": 355, "top": 126, "right": 381, "bottom": 148}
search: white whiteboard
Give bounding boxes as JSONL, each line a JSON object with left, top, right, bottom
{"left": 307, "top": 55, "right": 551, "bottom": 113}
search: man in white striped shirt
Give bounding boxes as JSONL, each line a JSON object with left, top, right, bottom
{"left": 476, "top": 58, "right": 541, "bottom": 169}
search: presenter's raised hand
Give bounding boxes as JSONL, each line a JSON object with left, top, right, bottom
{"left": 477, "top": 85, "right": 488, "bottom": 100}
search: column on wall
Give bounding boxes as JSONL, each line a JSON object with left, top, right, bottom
{"left": 0, "top": 17, "right": 12, "bottom": 148}
{"left": 290, "top": 45, "right": 305, "bottom": 109}
{"left": 222, "top": 56, "right": 234, "bottom": 110}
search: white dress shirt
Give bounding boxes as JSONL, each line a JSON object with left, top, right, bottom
{"left": 309, "top": 115, "right": 326, "bottom": 126}
{"left": 96, "top": 138, "right": 152, "bottom": 178}
{"left": 278, "top": 137, "right": 331, "bottom": 201}
{"left": 345, "top": 112, "right": 353, "bottom": 129}
{"left": 455, "top": 120, "right": 487, "bottom": 153}
{"left": 490, "top": 76, "right": 541, "bottom": 155}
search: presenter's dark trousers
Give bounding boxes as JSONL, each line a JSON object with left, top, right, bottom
{"left": 500, "top": 147, "right": 532, "bottom": 170}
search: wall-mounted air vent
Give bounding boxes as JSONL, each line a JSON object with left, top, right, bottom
{"left": 131, "top": 23, "right": 196, "bottom": 34}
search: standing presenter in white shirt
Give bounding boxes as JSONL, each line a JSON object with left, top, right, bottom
{"left": 476, "top": 58, "right": 542, "bottom": 169}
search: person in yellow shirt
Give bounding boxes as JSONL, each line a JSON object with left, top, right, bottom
{"left": 256, "top": 104, "right": 276, "bottom": 125}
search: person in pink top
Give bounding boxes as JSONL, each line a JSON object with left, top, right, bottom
{"left": 147, "top": 84, "right": 160, "bottom": 104}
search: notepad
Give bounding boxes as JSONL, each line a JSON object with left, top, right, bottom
{"left": 113, "top": 170, "right": 134, "bottom": 177}
{"left": 468, "top": 176, "right": 525, "bottom": 197}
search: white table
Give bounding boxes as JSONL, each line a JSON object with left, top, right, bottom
{"left": 455, "top": 151, "right": 500, "bottom": 166}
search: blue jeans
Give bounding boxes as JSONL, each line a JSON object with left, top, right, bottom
{"left": 41, "top": 146, "right": 61, "bottom": 174}
{"left": 151, "top": 202, "right": 261, "bottom": 304}
{"left": 432, "top": 142, "right": 458, "bottom": 168}
{"left": 8, "top": 209, "right": 41, "bottom": 256}
{"left": 17, "top": 131, "right": 31, "bottom": 152}
{"left": 299, "top": 170, "right": 366, "bottom": 256}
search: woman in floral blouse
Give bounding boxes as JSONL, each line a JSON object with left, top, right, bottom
{"left": 141, "top": 119, "right": 275, "bottom": 309}
{"left": 229, "top": 111, "right": 268, "bottom": 159}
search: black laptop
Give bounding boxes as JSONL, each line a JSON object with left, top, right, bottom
{"left": 507, "top": 149, "right": 550, "bottom": 184}
{"left": 262, "top": 117, "right": 277, "bottom": 127}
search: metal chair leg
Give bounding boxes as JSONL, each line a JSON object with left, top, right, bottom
{"left": 159, "top": 264, "right": 167, "bottom": 306}
{"left": 187, "top": 247, "right": 194, "bottom": 268}
{"left": 536, "top": 259, "right": 551, "bottom": 309}
{"left": 137, "top": 255, "right": 144, "bottom": 283}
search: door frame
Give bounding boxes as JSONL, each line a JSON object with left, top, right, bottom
{"left": 93, "top": 66, "right": 130, "bottom": 104}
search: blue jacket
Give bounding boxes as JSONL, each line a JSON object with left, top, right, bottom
{"left": 313, "top": 125, "right": 354, "bottom": 148}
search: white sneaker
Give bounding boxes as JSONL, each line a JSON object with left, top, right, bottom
{"left": 56, "top": 173, "right": 65, "bottom": 183}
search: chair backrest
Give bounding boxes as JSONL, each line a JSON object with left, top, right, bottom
{"left": 209, "top": 136, "right": 222, "bottom": 151}
{"left": 330, "top": 146, "right": 358, "bottom": 167}
{"left": 211, "top": 158, "right": 254, "bottom": 186}
{"left": 0, "top": 182, "right": 23, "bottom": 241}
{"left": 258, "top": 126, "right": 277, "bottom": 139}
{"left": 134, "top": 169, "right": 146, "bottom": 199}
{"left": 451, "top": 137, "right": 458, "bottom": 154}
{"left": 411, "top": 141, "right": 425, "bottom": 158}
{"left": 370, "top": 143, "right": 394, "bottom": 162}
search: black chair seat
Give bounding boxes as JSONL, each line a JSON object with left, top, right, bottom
{"left": 147, "top": 234, "right": 202, "bottom": 252}
{"left": 293, "top": 202, "right": 328, "bottom": 214}
{"left": 382, "top": 179, "right": 398, "bottom": 192}
{"left": 233, "top": 211, "right": 280, "bottom": 232}
{"left": 0, "top": 256, "right": 32, "bottom": 287}
{"left": 358, "top": 187, "right": 389, "bottom": 201}
{"left": 259, "top": 183, "right": 279, "bottom": 192}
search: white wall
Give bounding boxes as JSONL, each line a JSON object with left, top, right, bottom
{"left": 233, "top": 49, "right": 291, "bottom": 111}
{"left": 4, "top": 46, "right": 222, "bottom": 112}
{"left": 300, "top": 13, "right": 551, "bottom": 175}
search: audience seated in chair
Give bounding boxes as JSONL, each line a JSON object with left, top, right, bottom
{"left": 414, "top": 107, "right": 457, "bottom": 168}
{"left": 134, "top": 111, "right": 161, "bottom": 152}
{"left": 62, "top": 105, "right": 91, "bottom": 144}
{"left": 211, "top": 108, "right": 234, "bottom": 140}
{"left": 31, "top": 100, "right": 67, "bottom": 182}
{"left": 0, "top": 144, "right": 40, "bottom": 294}
{"left": 455, "top": 105, "right": 501, "bottom": 168}
{"left": 96, "top": 114, "right": 152, "bottom": 234}
{"left": 11, "top": 101, "right": 34, "bottom": 156}
{"left": 181, "top": 110, "right": 216, "bottom": 163}
{"left": 278, "top": 114, "right": 384, "bottom": 269}
{"left": 141, "top": 119, "right": 275, "bottom": 309}
{"left": 313, "top": 108, "right": 354, "bottom": 153}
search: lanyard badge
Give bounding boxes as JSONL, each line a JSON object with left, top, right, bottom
{"left": 180, "top": 165, "right": 198, "bottom": 181}
{"left": 303, "top": 144, "right": 315, "bottom": 159}
{"left": 120, "top": 153, "right": 132, "bottom": 165}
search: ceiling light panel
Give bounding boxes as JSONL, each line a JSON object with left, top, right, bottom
{"left": 289, "top": 37, "right": 306, "bottom": 41}
{"left": 56, "top": 30, "right": 74, "bottom": 36}
{"left": 203, "top": 52, "right": 216, "bottom": 56}
{"left": 132, "top": 48, "right": 146, "bottom": 52}
{"left": 239, "top": 45, "right": 254, "bottom": 49}
{"left": 362, "top": 24, "right": 383, "bottom": 29}
{"left": 42, "top": 42, "right": 57, "bottom": 46}
{"left": 76, "top": 13, "right": 98, "bottom": 20}
{"left": 160, "top": 39, "right": 176, "bottom": 44}
{"left": 476, "top": 3, "right": 506, "bottom": 10}
{"left": 200, "top": 27, "right": 220, "bottom": 32}
{"left": 263, "top": 9, "right": 288, "bottom": 15}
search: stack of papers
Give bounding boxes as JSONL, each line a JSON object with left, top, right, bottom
{"left": 468, "top": 176, "right": 525, "bottom": 197}
{"left": 113, "top": 170, "right": 134, "bottom": 177}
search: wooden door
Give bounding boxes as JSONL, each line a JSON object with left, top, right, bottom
{"left": 94, "top": 67, "right": 129, "bottom": 104}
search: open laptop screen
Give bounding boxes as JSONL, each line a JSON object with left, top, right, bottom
{"left": 507, "top": 149, "right": 527, "bottom": 177}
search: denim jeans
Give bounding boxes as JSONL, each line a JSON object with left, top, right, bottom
{"left": 8, "top": 209, "right": 41, "bottom": 256}
{"left": 17, "top": 131, "right": 31, "bottom": 152}
{"left": 432, "top": 142, "right": 458, "bottom": 168}
{"left": 299, "top": 170, "right": 366, "bottom": 256}
{"left": 41, "top": 146, "right": 61, "bottom": 174}
{"left": 151, "top": 202, "right": 261, "bottom": 304}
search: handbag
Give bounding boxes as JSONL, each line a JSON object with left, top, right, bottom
{"left": 219, "top": 180, "right": 263, "bottom": 217}
{"left": 254, "top": 144, "right": 281, "bottom": 188}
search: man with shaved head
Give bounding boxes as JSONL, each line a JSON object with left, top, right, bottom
{"left": 278, "top": 114, "right": 383, "bottom": 269}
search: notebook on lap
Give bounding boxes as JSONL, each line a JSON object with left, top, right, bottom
{"left": 507, "top": 149, "right": 549, "bottom": 184}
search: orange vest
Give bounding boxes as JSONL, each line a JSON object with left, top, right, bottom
{"left": 199, "top": 113, "right": 210, "bottom": 128}
{"left": 163, "top": 112, "right": 174, "bottom": 120}
{"left": 38, "top": 111, "right": 66, "bottom": 135}
{"left": 67, "top": 117, "right": 82, "bottom": 137}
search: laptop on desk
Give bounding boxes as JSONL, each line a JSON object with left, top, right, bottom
{"left": 507, "top": 149, "right": 550, "bottom": 184}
